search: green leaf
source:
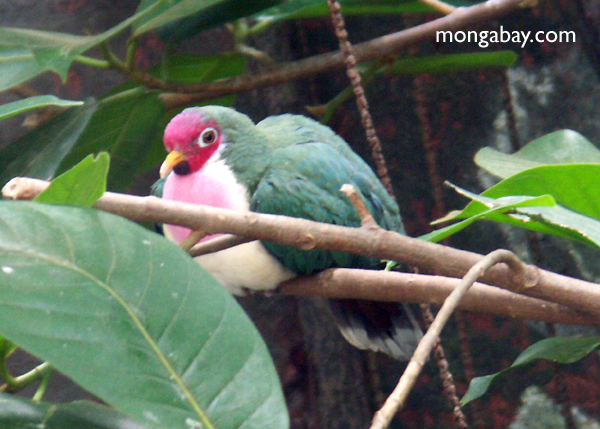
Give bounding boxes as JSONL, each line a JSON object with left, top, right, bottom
{"left": 159, "top": 53, "right": 246, "bottom": 83}
{"left": 384, "top": 51, "right": 518, "bottom": 75}
{"left": 0, "top": 201, "right": 289, "bottom": 429}
{"left": 0, "top": 100, "right": 97, "bottom": 188}
{"left": 0, "top": 29, "right": 110, "bottom": 81}
{"left": 462, "top": 336, "right": 600, "bottom": 404}
{"left": 427, "top": 183, "right": 600, "bottom": 247}
{"left": 516, "top": 204, "right": 600, "bottom": 248}
{"left": 0, "top": 393, "right": 148, "bottom": 429}
{"left": 434, "top": 131, "right": 600, "bottom": 245}
{"left": 0, "top": 2, "right": 166, "bottom": 84}
{"left": 422, "top": 189, "right": 557, "bottom": 242}
{"left": 0, "top": 95, "right": 83, "bottom": 122}
{"left": 475, "top": 129, "right": 600, "bottom": 179}
{"left": 255, "top": 0, "right": 474, "bottom": 21}
{"left": 55, "top": 88, "right": 166, "bottom": 193}
{"left": 134, "top": 0, "right": 283, "bottom": 41}
{"left": 34, "top": 153, "right": 109, "bottom": 207}
{"left": 0, "top": 46, "right": 43, "bottom": 92}
{"left": 482, "top": 164, "right": 600, "bottom": 221}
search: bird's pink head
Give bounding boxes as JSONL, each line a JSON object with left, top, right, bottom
{"left": 161, "top": 108, "right": 222, "bottom": 177}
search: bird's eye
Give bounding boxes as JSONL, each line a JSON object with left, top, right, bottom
{"left": 199, "top": 128, "right": 218, "bottom": 147}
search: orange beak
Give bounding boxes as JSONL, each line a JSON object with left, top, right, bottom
{"left": 160, "top": 150, "right": 186, "bottom": 178}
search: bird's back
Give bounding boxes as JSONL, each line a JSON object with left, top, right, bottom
{"left": 256, "top": 114, "right": 403, "bottom": 235}
{"left": 253, "top": 114, "right": 421, "bottom": 360}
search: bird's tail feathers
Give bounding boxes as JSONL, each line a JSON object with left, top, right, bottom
{"left": 328, "top": 299, "right": 423, "bottom": 361}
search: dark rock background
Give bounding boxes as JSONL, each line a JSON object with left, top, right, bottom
{"left": 2, "top": 0, "right": 600, "bottom": 428}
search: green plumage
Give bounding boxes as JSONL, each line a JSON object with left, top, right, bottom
{"left": 158, "top": 106, "right": 421, "bottom": 360}
{"left": 207, "top": 107, "right": 405, "bottom": 274}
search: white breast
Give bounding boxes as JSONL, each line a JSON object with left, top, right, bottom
{"left": 194, "top": 241, "right": 295, "bottom": 296}
{"left": 163, "top": 154, "right": 295, "bottom": 296}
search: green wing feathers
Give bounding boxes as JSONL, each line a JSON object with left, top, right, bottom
{"left": 250, "top": 142, "right": 402, "bottom": 274}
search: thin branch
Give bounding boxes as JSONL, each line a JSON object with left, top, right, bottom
{"left": 419, "top": 0, "right": 457, "bottom": 15}
{"left": 100, "top": 42, "right": 128, "bottom": 73}
{"left": 0, "top": 361, "right": 53, "bottom": 393}
{"left": 180, "top": 229, "right": 208, "bottom": 252}
{"left": 328, "top": 0, "right": 396, "bottom": 198}
{"left": 73, "top": 55, "right": 111, "bottom": 69}
{"left": 234, "top": 44, "right": 277, "bottom": 66}
{"left": 32, "top": 367, "right": 52, "bottom": 402}
{"left": 4, "top": 177, "right": 600, "bottom": 320}
{"left": 340, "top": 184, "right": 378, "bottom": 229}
{"left": 154, "top": 0, "right": 529, "bottom": 108}
{"left": 419, "top": 303, "right": 468, "bottom": 429}
{"left": 369, "top": 250, "right": 521, "bottom": 429}
{"left": 189, "top": 234, "right": 254, "bottom": 258}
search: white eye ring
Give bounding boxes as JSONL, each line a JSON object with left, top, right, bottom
{"left": 199, "top": 127, "right": 218, "bottom": 147}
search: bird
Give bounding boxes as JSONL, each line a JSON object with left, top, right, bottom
{"left": 154, "top": 105, "right": 422, "bottom": 360}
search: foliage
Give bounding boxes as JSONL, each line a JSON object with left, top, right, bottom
{"left": 424, "top": 130, "right": 600, "bottom": 404}
{"left": 461, "top": 337, "right": 600, "bottom": 404}
{"left": 0, "top": 0, "right": 567, "bottom": 428}
{"left": 0, "top": 156, "right": 288, "bottom": 429}
{"left": 0, "top": 0, "right": 514, "bottom": 192}
{"left": 424, "top": 130, "right": 600, "bottom": 249}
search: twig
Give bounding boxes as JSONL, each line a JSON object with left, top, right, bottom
{"left": 420, "top": 303, "right": 468, "bottom": 429}
{"left": 180, "top": 229, "right": 208, "bottom": 252}
{"left": 235, "top": 44, "right": 277, "bottom": 66}
{"left": 32, "top": 365, "right": 53, "bottom": 402}
{"left": 419, "top": 0, "right": 457, "bottom": 15}
{"left": 155, "top": 0, "right": 529, "bottom": 108}
{"left": 307, "top": 59, "right": 388, "bottom": 124}
{"left": 340, "top": 184, "right": 378, "bottom": 229}
{"left": 0, "top": 361, "right": 54, "bottom": 393}
{"left": 188, "top": 234, "right": 254, "bottom": 257}
{"left": 4, "top": 177, "right": 600, "bottom": 319}
{"left": 369, "top": 250, "right": 522, "bottom": 429}
{"left": 327, "top": 0, "right": 395, "bottom": 198}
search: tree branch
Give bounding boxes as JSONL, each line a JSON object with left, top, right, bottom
{"left": 278, "top": 268, "right": 593, "bottom": 326}
{"left": 370, "top": 250, "right": 520, "bottom": 429}
{"left": 156, "top": 0, "right": 530, "bottom": 108}
{"left": 4, "top": 177, "right": 600, "bottom": 321}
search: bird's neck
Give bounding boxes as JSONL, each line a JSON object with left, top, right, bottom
{"left": 221, "top": 131, "right": 271, "bottom": 193}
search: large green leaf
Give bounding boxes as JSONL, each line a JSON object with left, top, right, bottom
{"left": 0, "top": 95, "right": 83, "bottom": 122}
{"left": 158, "top": 53, "right": 246, "bottom": 83}
{"left": 422, "top": 192, "right": 557, "bottom": 243}
{"left": 0, "top": 28, "right": 112, "bottom": 82}
{"left": 436, "top": 129, "right": 600, "bottom": 245}
{"left": 475, "top": 129, "right": 600, "bottom": 179}
{"left": 0, "top": 201, "right": 288, "bottom": 429}
{"left": 55, "top": 88, "right": 165, "bottom": 193}
{"left": 461, "top": 336, "right": 600, "bottom": 404}
{"left": 426, "top": 184, "right": 600, "bottom": 248}
{"left": 482, "top": 164, "right": 600, "bottom": 221}
{"left": 34, "top": 153, "right": 109, "bottom": 207}
{"left": 0, "top": 393, "right": 147, "bottom": 429}
{"left": 0, "top": 100, "right": 97, "bottom": 188}
{"left": 0, "top": 1, "right": 166, "bottom": 84}
{"left": 133, "top": 0, "right": 283, "bottom": 41}
{"left": 0, "top": 46, "right": 43, "bottom": 91}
